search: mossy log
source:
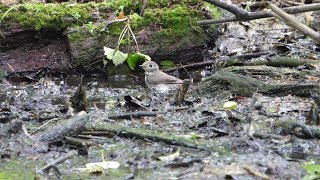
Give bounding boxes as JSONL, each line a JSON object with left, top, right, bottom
{"left": 0, "top": 1, "right": 217, "bottom": 74}
{"left": 275, "top": 120, "right": 320, "bottom": 139}
{"left": 86, "top": 121, "right": 226, "bottom": 152}
{"left": 198, "top": 65, "right": 320, "bottom": 97}
{"left": 34, "top": 111, "right": 90, "bottom": 142}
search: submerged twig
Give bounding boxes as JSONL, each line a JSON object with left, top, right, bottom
{"left": 107, "top": 111, "right": 166, "bottom": 119}
{"left": 36, "top": 150, "right": 78, "bottom": 174}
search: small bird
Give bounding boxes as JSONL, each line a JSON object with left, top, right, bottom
{"left": 141, "top": 61, "right": 183, "bottom": 92}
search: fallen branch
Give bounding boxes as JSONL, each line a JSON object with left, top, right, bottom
{"left": 36, "top": 150, "right": 78, "bottom": 174}
{"left": 198, "top": 66, "right": 320, "bottom": 97}
{"left": 197, "top": 2, "right": 320, "bottom": 25}
{"left": 86, "top": 122, "right": 225, "bottom": 152}
{"left": 253, "top": 132, "right": 289, "bottom": 140}
{"left": 164, "top": 51, "right": 273, "bottom": 72}
{"left": 107, "top": 111, "right": 166, "bottom": 119}
{"left": 34, "top": 111, "right": 90, "bottom": 142}
{"left": 269, "top": 3, "right": 320, "bottom": 44}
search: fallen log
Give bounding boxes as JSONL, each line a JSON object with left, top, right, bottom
{"left": 34, "top": 111, "right": 90, "bottom": 142}
{"left": 275, "top": 120, "right": 320, "bottom": 139}
{"left": 86, "top": 122, "right": 225, "bottom": 152}
{"left": 198, "top": 66, "right": 320, "bottom": 97}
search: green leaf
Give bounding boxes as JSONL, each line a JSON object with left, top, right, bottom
{"left": 103, "top": 47, "right": 128, "bottom": 66}
{"left": 112, "top": 50, "right": 128, "bottom": 66}
{"left": 102, "top": 57, "right": 108, "bottom": 66}
{"left": 126, "top": 52, "right": 151, "bottom": 70}
{"left": 77, "top": 161, "right": 120, "bottom": 173}
{"left": 160, "top": 60, "right": 176, "bottom": 69}
{"left": 223, "top": 101, "right": 238, "bottom": 110}
{"left": 303, "top": 164, "right": 320, "bottom": 180}
{"left": 137, "top": 52, "right": 151, "bottom": 61}
{"left": 104, "top": 47, "right": 115, "bottom": 60}
{"left": 157, "top": 148, "right": 180, "bottom": 162}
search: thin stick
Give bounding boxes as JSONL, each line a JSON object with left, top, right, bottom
{"left": 117, "top": 25, "right": 129, "bottom": 50}
{"left": 197, "top": 2, "right": 320, "bottom": 25}
{"left": 7, "top": 63, "right": 16, "bottom": 73}
{"left": 269, "top": 3, "right": 320, "bottom": 44}
{"left": 128, "top": 25, "right": 140, "bottom": 52}
{"left": 36, "top": 150, "right": 78, "bottom": 174}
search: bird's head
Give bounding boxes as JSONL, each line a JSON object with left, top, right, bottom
{"left": 141, "top": 61, "right": 159, "bottom": 73}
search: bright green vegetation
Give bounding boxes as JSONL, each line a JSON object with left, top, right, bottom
{"left": 0, "top": 3, "right": 94, "bottom": 30}
{"left": 302, "top": 163, "right": 320, "bottom": 180}
{"left": 105, "top": 0, "right": 220, "bottom": 37}
{"left": 0, "top": 0, "right": 220, "bottom": 69}
{"left": 0, "top": 0, "right": 219, "bottom": 35}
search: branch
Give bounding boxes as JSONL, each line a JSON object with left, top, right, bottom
{"left": 204, "top": 0, "right": 248, "bottom": 18}
{"left": 36, "top": 150, "right": 78, "bottom": 174}
{"left": 269, "top": 3, "right": 320, "bottom": 44}
{"left": 107, "top": 111, "right": 166, "bottom": 119}
{"left": 197, "top": 2, "right": 320, "bottom": 25}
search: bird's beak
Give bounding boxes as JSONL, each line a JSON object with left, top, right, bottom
{"left": 139, "top": 64, "right": 143, "bottom": 67}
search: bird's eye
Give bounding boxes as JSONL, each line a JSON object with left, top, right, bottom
{"left": 149, "top": 64, "right": 152, "bottom": 67}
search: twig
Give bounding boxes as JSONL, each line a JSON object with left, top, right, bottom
{"left": 22, "top": 124, "right": 38, "bottom": 142}
{"left": 253, "top": 132, "right": 289, "bottom": 140}
{"left": 140, "top": 0, "right": 147, "bottom": 16}
{"left": 31, "top": 117, "right": 64, "bottom": 134}
{"left": 100, "top": 17, "right": 128, "bottom": 32}
{"left": 163, "top": 51, "right": 273, "bottom": 72}
{"left": 269, "top": 3, "right": 320, "bottom": 44}
{"left": 175, "top": 79, "right": 192, "bottom": 106}
{"left": 243, "top": 165, "right": 270, "bottom": 180}
{"left": 107, "top": 111, "right": 166, "bottom": 119}
{"left": 36, "top": 150, "right": 78, "bottom": 174}
{"left": 197, "top": 2, "right": 320, "bottom": 25}
{"left": 7, "top": 63, "right": 17, "bottom": 74}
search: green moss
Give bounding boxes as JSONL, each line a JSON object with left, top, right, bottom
{"left": 67, "top": 29, "right": 86, "bottom": 43}
{"left": 1, "top": 0, "right": 219, "bottom": 36}
{"left": 0, "top": 2, "right": 92, "bottom": 31}
{"left": 104, "top": 0, "right": 220, "bottom": 37}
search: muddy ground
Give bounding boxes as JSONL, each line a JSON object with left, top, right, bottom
{"left": 1, "top": 1, "right": 320, "bottom": 179}
{"left": 0, "top": 71, "right": 319, "bottom": 179}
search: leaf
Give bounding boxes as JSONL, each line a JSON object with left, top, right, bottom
{"left": 103, "top": 47, "right": 128, "bottom": 66}
{"left": 137, "top": 52, "right": 151, "bottom": 61}
{"left": 160, "top": 60, "right": 176, "bottom": 69}
{"left": 112, "top": 50, "right": 128, "bottom": 66}
{"left": 77, "top": 161, "right": 120, "bottom": 173}
{"left": 126, "top": 52, "right": 151, "bottom": 70}
{"left": 116, "top": 10, "right": 125, "bottom": 20}
{"left": 103, "top": 57, "right": 108, "bottom": 66}
{"left": 190, "top": 132, "right": 202, "bottom": 140}
{"left": 302, "top": 163, "right": 320, "bottom": 180}
{"left": 223, "top": 101, "right": 238, "bottom": 110}
{"left": 104, "top": 47, "right": 115, "bottom": 60}
{"left": 157, "top": 148, "right": 180, "bottom": 162}
{"left": 306, "top": 75, "right": 320, "bottom": 82}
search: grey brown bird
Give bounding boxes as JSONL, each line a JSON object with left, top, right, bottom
{"left": 141, "top": 61, "right": 183, "bottom": 91}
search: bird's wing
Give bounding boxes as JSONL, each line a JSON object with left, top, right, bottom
{"left": 148, "top": 71, "right": 183, "bottom": 84}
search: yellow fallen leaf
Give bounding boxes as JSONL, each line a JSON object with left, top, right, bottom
{"left": 157, "top": 148, "right": 180, "bottom": 162}
{"left": 223, "top": 101, "right": 238, "bottom": 110}
{"left": 77, "top": 161, "right": 120, "bottom": 173}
